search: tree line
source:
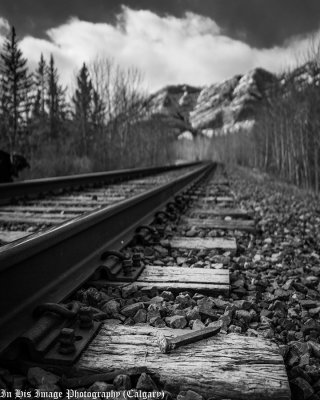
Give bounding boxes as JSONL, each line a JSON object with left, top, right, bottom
{"left": 0, "top": 27, "right": 178, "bottom": 178}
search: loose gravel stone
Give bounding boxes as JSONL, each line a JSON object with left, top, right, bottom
{"left": 89, "top": 382, "right": 115, "bottom": 392}
{"left": 177, "top": 390, "right": 203, "bottom": 400}
{"left": 186, "top": 307, "right": 201, "bottom": 322}
{"left": 192, "top": 319, "right": 206, "bottom": 330}
{"left": 113, "top": 374, "right": 131, "bottom": 390}
{"left": 165, "top": 315, "right": 188, "bottom": 329}
{"left": 150, "top": 316, "right": 166, "bottom": 328}
{"left": 176, "top": 294, "right": 193, "bottom": 308}
{"left": 101, "top": 300, "right": 121, "bottom": 316}
{"left": 161, "top": 291, "right": 175, "bottom": 301}
{"left": 136, "top": 373, "right": 158, "bottom": 391}
{"left": 290, "top": 377, "right": 314, "bottom": 400}
{"left": 27, "top": 367, "right": 60, "bottom": 388}
{"left": 122, "top": 284, "right": 138, "bottom": 298}
{"left": 133, "top": 309, "right": 147, "bottom": 323}
{"left": 121, "top": 302, "right": 144, "bottom": 317}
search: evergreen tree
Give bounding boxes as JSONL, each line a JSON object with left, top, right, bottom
{"left": 33, "top": 53, "right": 47, "bottom": 119}
{"left": 46, "top": 54, "right": 66, "bottom": 140}
{"left": 0, "top": 26, "right": 33, "bottom": 153}
{"left": 72, "top": 63, "right": 94, "bottom": 155}
{"left": 91, "top": 89, "right": 105, "bottom": 131}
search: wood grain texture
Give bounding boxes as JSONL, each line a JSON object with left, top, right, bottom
{"left": 0, "top": 205, "right": 90, "bottom": 213}
{"left": 0, "top": 230, "right": 29, "bottom": 242}
{"left": 78, "top": 324, "right": 290, "bottom": 400}
{"left": 191, "top": 208, "right": 250, "bottom": 218}
{"left": 26, "top": 200, "right": 109, "bottom": 207}
{"left": 216, "top": 196, "right": 235, "bottom": 203}
{"left": 0, "top": 212, "right": 67, "bottom": 224}
{"left": 170, "top": 236, "right": 237, "bottom": 251}
{"left": 47, "top": 195, "right": 125, "bottom": 202}
{"left": 138, "top": 265, "right": 229, "bottom": 283}
{"left": 129, "top": 265, "right": 230, "bottom": 294}
{"left": 181, "top": 217, "right": 255, "bottom": 232}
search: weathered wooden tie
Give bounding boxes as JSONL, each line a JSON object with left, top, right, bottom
{"left": 0, "top": 212, "right": 67, "bottom": 225}
{"left": 129, "top": 265, "right": 229, "bottom": 295}
{"left": 181, "top": 217, "right": 255, "bottom": 232}
{"left": 216, "top": 196, "right": 235, "bottom": 202}
{"left": 191, "top": 208, "right": 250, "bottom": 218}
{"left": 24, "top": 200, "right": 110, "bottom": 207}
{"left": 170, "top": 236, "right": 237, "bottom": 251}
{"left": 0, "top": 205, "right": 92, "bottom": 214}
{"left": 45, "top": 195, "right": 125, "bottom": 202}
{"left": 197, "top": 194, "right": 234, "bottom": 202}
{"left": 0, "top": 230, "right": 30, "bottom": 243}
{"left": 78, "top": 324, "right": 290, "bottom": 400}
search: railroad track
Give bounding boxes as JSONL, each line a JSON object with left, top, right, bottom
{"left": 0, "top": 162, "right": 292, "bottom": 399}
{"left": 0, "top": 163, "right": 199, "bottom": 245}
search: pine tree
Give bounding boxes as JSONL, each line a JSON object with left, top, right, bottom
{"left": 46, "top": 54, "right": 66, "bottom": 140}
{"left": 91, "top": 89, "right": 105, "bottom": 131}
{"left": 0, "top": 26, "right": 33, "bottom": 153}
{"left": 72, "top": 63, "right": 94, "bottom": 155}
{"left": 33, "top": 53, "right": 47, "bottom": 119}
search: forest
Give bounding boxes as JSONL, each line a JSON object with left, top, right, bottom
{"left": 0, "top": 27, "right": 180, "bottom": 179}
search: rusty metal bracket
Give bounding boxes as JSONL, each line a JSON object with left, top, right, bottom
{"left": 154, "top": 210, "right": 176, "bottom": 224}
{"left": 98, "top": 250, "right": 145, "bottom": 282}
{"left": 175, "top": 194, "right": 190, "bottom": 210}
{"left": 157, "top": 322, "right": 222, "bottom": 354}
{"left": 133, "top": 225, "right": 160, "bottom": 245}
{"left": 166, "top": 202, "right": 180, "bottom": 215}
{"left": 3, "top": 302, "right": 101, "bottom": 365}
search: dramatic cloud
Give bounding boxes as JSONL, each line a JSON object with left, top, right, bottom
{"left": 0, "top": 8, "right": 318, "bottom": 92}
{"left": 1, "top": 0, "right": 320, "bottom": 48}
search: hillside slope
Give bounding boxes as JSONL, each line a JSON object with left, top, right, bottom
{"left": 145, "top": 61, "right": 320, "bottom": 137}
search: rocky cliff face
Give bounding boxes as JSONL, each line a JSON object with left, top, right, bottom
{"left": 146, "top": 84, "right": 201, "bottom": 135}
{"left": 146, "top": 61, "right": 320, "bottom": 137}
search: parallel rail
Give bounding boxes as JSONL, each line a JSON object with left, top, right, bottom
{"left": 0, "top": 162, "right": 213, "bottom": 352}
{"left": 0, "top": 162, "right": 201, "bottom": 204}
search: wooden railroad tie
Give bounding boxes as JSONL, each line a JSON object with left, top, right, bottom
{"left": 112, "top": 265, "right": 230, "bottom": 295}
{"left": 0, "top": 230, "right": 30, "bottom": 243}
{"left": 78, "top": 324, "right": 290, "bottom": 400}
{"left": 197, "top": 194, "right": 234, "bottom": 202}
{"left": 0, "top": 205, "right": 92, "bottom": 214}
{"left": 190, "top": 208, "right": 250, "bottom": 219}
{"left": 0, "top": 212, "right": 67, "bottom": 225}
{"left": 181, "top": 217, "right": 255, "bottom": 232}
{"left": 170, "top": 236, "right": 237, "bottom": 252}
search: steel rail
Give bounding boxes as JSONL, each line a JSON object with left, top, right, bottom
{"left": 0, "top": 162, "right": 214, "bottom": 352}
{"left": 0, "top": 161, "right": 201, "bottom": 204}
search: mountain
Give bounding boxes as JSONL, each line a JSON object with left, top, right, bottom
{"left": 145, "top": 84, "right": 201, "bottom": 135}
{"left": 145, "top": 61, "right": 320, "bottom": 137}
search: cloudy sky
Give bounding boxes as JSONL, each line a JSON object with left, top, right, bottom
{"left": 0, "top": 0, "right": 320, "bottom": 92}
